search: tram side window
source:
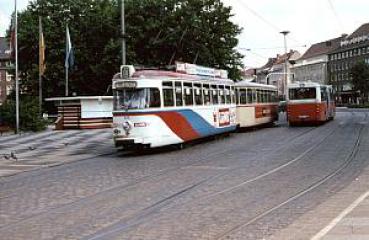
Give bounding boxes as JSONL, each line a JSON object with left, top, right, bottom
{"left": 211, "top": 85, "right": 219, "bottom": 104}
{"left": 270, "top": 91, "right": 273, "bottom": 102}
{"left": 163, "top": 82, "right": 175, "bottom": 107}
{"left": 252, "top": 89, "right": 256, "bottom": 103}
{"left": 219, "top": 87, "right": 225, "bottom": 104}
{"left": 246, "top": 88, "right": 252, "bottom": 104}
{"left": 256, "top": 90, "right": 261, "bottom": 103}
{"left": 203, "top": 84, "right": 211, "bottom": 105}
{"left": 175, "top": 82, "right": 183, "bottom": 106}
{"left": 184, "top": 83, "right": 193, "bottom": 106}
{"left": 231, "top": 87, "right": 236, "bottom": 104}
{"left": 194, "top": 84, "right": 203, "bottom": 105}
{"left": 225, "top": 86, "right": 231, "bottom": 104}
{"left": 240, "top": 89, "right": 247, "bottom": 104}
{"left": 265, "top": 91, "right": 269, "bottom": 103}
{"left": 236, "top": 89, "right": 240, "bottom": 104}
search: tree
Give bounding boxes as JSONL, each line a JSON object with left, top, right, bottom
{"left": 350, "top": 61, "right": 369, "bottom": 104}
{"left": 12, "top": 0, "right": 243, "bottom": 99}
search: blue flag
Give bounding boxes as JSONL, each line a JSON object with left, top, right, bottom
{"left": 65, "top": 25, "right": 75, "bottom": 69}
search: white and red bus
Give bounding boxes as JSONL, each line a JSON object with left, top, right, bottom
{"left": 235, "top": 81, "right": 279, "bottom": 128}
{"left": 287, "top": 82, "right": 335, "bottom": 125}
{"left": 112, "top": 63, "right": 237, "bottom": 149}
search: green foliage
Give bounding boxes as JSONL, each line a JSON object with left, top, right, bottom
{"left": 350, "top": 61, "right": 369, "bottom": 103}
{"left": 13, "top": 0, "right": 243, "bottom": 99}
{"left": 0, "top": 96, "right": 48, "bottom": 132}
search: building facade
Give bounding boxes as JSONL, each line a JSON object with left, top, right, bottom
{"left": 0, "top": 37, "right": 13, "bottom": 105}
{"left": 328, "top": 23, "right": 369, "bottom": 104}
{"left": 292, "top": 37, "right": 342, "bottom": 84}
{"left": 256, "top": 50, "right": 300, "bottom": 97}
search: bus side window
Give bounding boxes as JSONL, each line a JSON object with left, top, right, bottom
{"left": 175, "top": 82, "right": 183, "bottom": 107}
{"left": 163, "top": 81, "right": 175, "bottom": 107}
{"left": 321, "top": 87, "right": 328, "bottom": 101}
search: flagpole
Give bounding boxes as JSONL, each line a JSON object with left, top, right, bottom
{"left": 65, "top": 66, "right": 68, "bottom": 96}
{"left": 65, "top": 24, "right": 69, "bottom": 97}
{"left": 15, "top": 0, "right": 20, "bottom": 133}
{"left": 39, "top": 16, "right": 42, "bottom": 116}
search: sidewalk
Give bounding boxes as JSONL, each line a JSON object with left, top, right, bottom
{"left": 0, "top": 128, "right": 114, "bottom": 177}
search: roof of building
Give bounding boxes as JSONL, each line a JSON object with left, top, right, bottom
{"left": 299, "top": 36, "right": 343, "bottom": 60}
{"left": 349, "top": 23, "right": 369, "bottom": 38}
{"left": 0, "top": 37, "right": 11, "bottom": 60}
{"left": 274, "top": 50, "right": 300, "bottom": 65}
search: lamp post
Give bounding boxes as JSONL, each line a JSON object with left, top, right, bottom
{"left": 280, "top": 30, "right": 290, "bottom": 100}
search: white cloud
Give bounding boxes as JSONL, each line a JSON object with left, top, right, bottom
{"left": 0, "top": 0, "right": 30, "bottom": 37}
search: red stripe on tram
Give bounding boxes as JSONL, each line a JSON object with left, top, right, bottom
{"left": 114, "top": 112, "right": 199, "bottom": 141}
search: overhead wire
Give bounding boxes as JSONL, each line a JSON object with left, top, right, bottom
{"left": 327, "top": 0, "right": 345, "bottom": 33}
{"left": 235, "top": 0, "right": 306, "bottom": 46}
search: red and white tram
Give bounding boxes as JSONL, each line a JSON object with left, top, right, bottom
{"left": 235, "top": 81, "right": 279, "bottom": 128}
{"left": 287, "top": 82, "right": 335, "bottom": 125}
{"left": 112, "top": 63, "right": 237, "bottom": 149}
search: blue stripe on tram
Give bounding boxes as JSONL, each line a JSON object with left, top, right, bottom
{"left": 178, "top": 110, "right": 236, "bottom": 137}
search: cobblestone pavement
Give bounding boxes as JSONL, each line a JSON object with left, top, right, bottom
{"left": 0, "top": 111, "right": 368, "bottom": 240}
{"left": 0, "top": 129, "right": 114, "bottom": 177}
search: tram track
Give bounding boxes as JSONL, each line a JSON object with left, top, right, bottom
{"left": 81, "top": 113, "right": 354, "bottom": 240}
{"left": 214, "top": 112, "right": 368, "bottom": 240}
{"left": 0, "top": 119, "right": 325, "bottom": 232}
{"left": 0, "top": 112, "right": 362, "bottom": 239}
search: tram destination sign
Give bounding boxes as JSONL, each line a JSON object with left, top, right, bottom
{"left": 115, "top": 81, "right": 137, "bottom": 89}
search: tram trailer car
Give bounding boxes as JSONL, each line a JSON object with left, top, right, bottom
{"left": 235, "top": 81, "right": 279, "bottom": 128}
{"left": 287, "top": 82, "right": 335, "bottom": 125}
{"left": 112, "top": 63, "right": 237, "bottom": 149}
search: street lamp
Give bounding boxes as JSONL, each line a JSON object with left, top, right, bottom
{"left": 121, "top": 0, "right": 126, "bottom": 65}
{"left": 280, "top": 30, "right": 290, "bottom": 100}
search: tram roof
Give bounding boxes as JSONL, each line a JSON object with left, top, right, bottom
{"left": 288, "top": 81, "right": 331, "bottom": 88}
{"left": 235, "top": 80, "right": 277, "bottom": 90}
{"left": 113, "top": 70, "right": 234, "bottom": 84}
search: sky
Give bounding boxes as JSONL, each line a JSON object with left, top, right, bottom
{"left": 1, "top": 0, "right": 369, "bottom": 67}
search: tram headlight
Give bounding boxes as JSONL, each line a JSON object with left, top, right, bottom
{"left": 113, "top": 128, "right": 121, "bottom": 135}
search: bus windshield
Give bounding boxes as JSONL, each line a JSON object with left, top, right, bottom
{"left": 114, "top": 88, "right": 161, "bottom": 110}
{"left": 289, "top": 88, "right": 316, "bottom": 100}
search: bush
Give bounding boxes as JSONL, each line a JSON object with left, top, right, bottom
{"left": 0, "top": 96, "right": 48, "bottom": 132}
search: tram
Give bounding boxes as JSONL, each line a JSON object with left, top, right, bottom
{"left": 235, "top": 81, "right": 279, "bottom": 128}
{"left": 287, "top": 82, "right": 335, "bottom": 125}
{"left": 112, "top": 63, "right": 237, "bottom": 149}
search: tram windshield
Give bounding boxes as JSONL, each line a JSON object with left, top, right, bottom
{"left": 114, "top": 88, "right": 161, "bottom": 110}
{"left": 289, "top": 88, "right": 316, "bottom": 100}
